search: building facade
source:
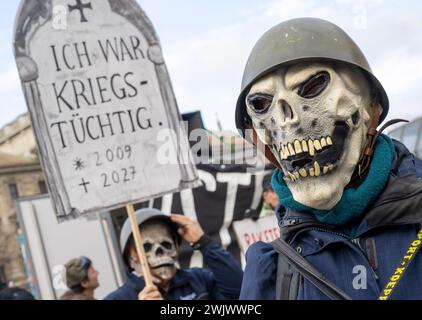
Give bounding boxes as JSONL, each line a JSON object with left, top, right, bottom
{"left": 0, "top": 114, "right": 46, "bottom": 287}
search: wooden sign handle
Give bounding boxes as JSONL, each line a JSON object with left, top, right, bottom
{"left": 126, "top": 204, "right": 153, "bottom": 286}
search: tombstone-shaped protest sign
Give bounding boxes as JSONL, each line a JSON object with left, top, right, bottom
{"left": 13, "top": 0, "right": 200, "bottom": 222}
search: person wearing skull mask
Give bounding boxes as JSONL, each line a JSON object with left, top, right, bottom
{"left": 104, "top": 208, "right": 243, "bottom": 300}
{"left": 237, "top": 18, "right": 422, "bottom": 300}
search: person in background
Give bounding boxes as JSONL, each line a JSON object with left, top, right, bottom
{"left": 260, "top": 173, "right": 279, "bottom": 217}
{"left": 60, "top": 256, "right": 99, "bottom": 300}
{"left": 104, "top": 208, "right": 243, "bottom": 300}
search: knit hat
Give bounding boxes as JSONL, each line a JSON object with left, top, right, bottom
{"left": 64, "top": 256, "right": 91, "bottom": 289}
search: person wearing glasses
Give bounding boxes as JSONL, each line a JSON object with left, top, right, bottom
{"left": 60, "top": 256, "right": 100, "bottom": 300}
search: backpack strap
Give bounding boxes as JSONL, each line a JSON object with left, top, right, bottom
{"left": 271, "top": 238, "right": 352, "bottom": 300}
{"left": 275, "top": 253, "right": 302, "bottom": 300}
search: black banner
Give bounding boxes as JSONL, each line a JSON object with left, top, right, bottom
{"left": 112, "top": 161, "right": 273, "bottom": 268}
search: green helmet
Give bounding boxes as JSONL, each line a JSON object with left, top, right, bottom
{"left": 235, "top": 17, "right": 389, "bottom": 138}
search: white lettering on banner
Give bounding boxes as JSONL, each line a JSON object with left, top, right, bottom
{"left": 160, "top": 193, "right": 173, "bottom": 215}
{"left": 177, "top": 170, "right": 217, "bottom": 268}
{"left": 216, "top": 173, "right": 252, "bottom": 249}
{"left": 249, "top": 171, "right": 273, "bottom": 211}
{"left": 180, "top": 188, "right": 203, "bottom": 268}
{"left": 250, "top": 172, "right": 265, "bottom": 210}
{"left": 198, "top": 170, "right": 217, "bottom": 192}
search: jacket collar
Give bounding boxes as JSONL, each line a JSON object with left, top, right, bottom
{"left": 125, "top": 268, "right": 192, "bottom": 292}
{"left": 277, "top": 140, "right": 422, "bottom": 241}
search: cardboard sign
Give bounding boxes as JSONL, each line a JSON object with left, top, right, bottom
{"left": 13, "top": 0, "right": 199, "bottom": 221}
{"left": 232, "top": 215, "right": 280, "bottom": 255}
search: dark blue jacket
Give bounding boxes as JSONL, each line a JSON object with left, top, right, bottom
{"left": 241, "top": 140, "right": 422, "bottom": 300}
{"left": 105, "top": 239, "right": 243, "bottom": 300}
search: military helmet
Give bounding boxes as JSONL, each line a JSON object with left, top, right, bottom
{"left": 235, "top": 17, "right": 389, "bottom": 139}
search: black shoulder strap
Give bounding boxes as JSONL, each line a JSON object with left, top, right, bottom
{"left": 271, "top": 238, "right": 352, "bottom": 300}
{"left": 275, "top": 253, "right": 301, "bottom": 300}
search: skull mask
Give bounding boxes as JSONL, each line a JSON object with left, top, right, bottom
{"left": 132, "top": 220, "right": 178, "bottom": 284}
{"left": 246, "top": 62, "right": 376, "bottom": 209}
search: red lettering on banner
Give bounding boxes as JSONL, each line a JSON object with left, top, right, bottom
{"left": 243, "top": 227, "right": 281, "bottom": 247}
{"left": 244, "top": 233, "right": 251, "bottom": 246}
{"left": 251, "top": 233, "right": 257, "bottom": 243}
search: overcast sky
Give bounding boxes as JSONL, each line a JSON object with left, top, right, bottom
{"left": 1, "top": 0, "right": 422, "bottom": 131}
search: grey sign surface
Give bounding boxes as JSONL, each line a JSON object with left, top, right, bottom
{"left": 14, "top": 0, "right": 199, "bottom": 221}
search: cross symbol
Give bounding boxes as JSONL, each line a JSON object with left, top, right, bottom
{"left": 79, "top": 178, "right": 90, "bottom": 194}
{"left": 68, "top": 0, "right": 92, "bottom": 23}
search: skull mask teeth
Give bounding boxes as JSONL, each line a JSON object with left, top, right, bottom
{"left": 246, "top": 62, "right": 373, "bottom": 209}
{"left": 275, "top": 121, "right": 347, "bottom": 182}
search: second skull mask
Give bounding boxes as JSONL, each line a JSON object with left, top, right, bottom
{"left": 140, "top": 221, "right": 178, "bottom": 283}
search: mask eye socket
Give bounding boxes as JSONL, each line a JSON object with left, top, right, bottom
{"left": 143, "top": 242, "right": 153, "bottom": 253}
{"left": 247, "top": 93, "right": 273, "bottom": 113}
{"left": 298, "top": 71, "right": 330, "bottom": 99}
{"left": 161, "top": 241, "right": 173, "bottom": 250}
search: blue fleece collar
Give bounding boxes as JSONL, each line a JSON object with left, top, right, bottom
{"left": 272, "top": 134, "right": 395, "bottom": 226}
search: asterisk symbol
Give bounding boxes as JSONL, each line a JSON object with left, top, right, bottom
{"left": 73, "top": 158, "right": 86, "bottom": 171}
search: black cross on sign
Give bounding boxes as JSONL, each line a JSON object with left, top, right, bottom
{"left": 68, "top": 0, "right": 92, "bottom": 23}
{"left": 79, "top": 178, "right": 90, "bottom": 193}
